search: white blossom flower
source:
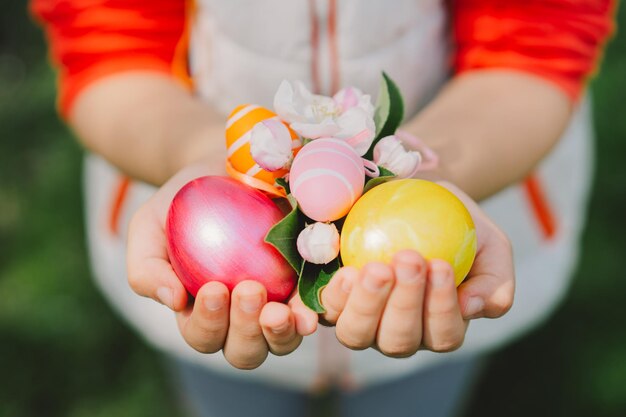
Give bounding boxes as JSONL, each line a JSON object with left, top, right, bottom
{"left": 249, "top": 119, "right": 293, "bottom": 171}
{"left": 296, "top": 222, "right": 340, "bottom": 265}
{"left": 373, "top": 135, "right": 422, "bottom": 178}
{"left": 273, "top": 81, "right": 375, "bottom": 155}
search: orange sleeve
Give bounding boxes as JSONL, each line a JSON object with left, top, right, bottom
{"left": 30, "top": 0, "right": 189, "bottom": 118}
{"left": 453, "top": 0, "right": 617, "bottom": 100}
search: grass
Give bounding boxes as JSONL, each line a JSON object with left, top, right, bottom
{"left": 1, "top": 2, "right": 625, "bottom": 416}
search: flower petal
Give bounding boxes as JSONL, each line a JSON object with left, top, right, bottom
{"left": 373, "top": 135, "right": 422, "bottom": 178}
{"left": 333, "top": 87, "right": 360, "bottom": 112}
{"left": 333, "top": 87, "right": 374, "bottom": 116}
{"left": 291, "top": 118, "right": 340, "bottom": 139}
{"left": 296, "top": 222, "right": 340, "bottom": 265}
{"left": 274, "top": 80, "right": 312, "bottom": 124}
{"left": 250, "top": 119, "right": 294, "bottom": 171}
{"left": 357, "top": 93, "right": 375, "bottom": 117}
{"left": 334, "top": 107, "right": 376, "bottom": 155}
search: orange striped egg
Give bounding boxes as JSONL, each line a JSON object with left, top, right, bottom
{"left": 226, "top": 104, "right": 301, "bottom": 184}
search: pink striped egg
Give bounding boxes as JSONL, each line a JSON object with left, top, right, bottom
{"left": 290, "top": 138, "right": 365, "bottom": 222}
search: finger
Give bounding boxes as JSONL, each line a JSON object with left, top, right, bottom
{"left": 458, "top": 226, "right": 515, "bottom": 319}
{"left": 376, "top": 250, "right": 427, "bottom": 358}
{"left": 176, "top": 281, "right": 230, "bottom": 353}
{"left": 422, "top": 260, "right": 467, "bottom": 352}
{"left": 319, "top": 266, "right": 359, "bottom": 325}
{"left": 288, "top": 292, "right": 318, "bottom": 336}
{"left": 260, "top": 302, "right": 302, "bottom": 356}
{"left": 336, "top": 262, "right": 394, "bottom": 350}
{"left": 127, "top": 204, "right": 188, "bottom": 311}
{"left": 458, "top": 273, "right": 515, "bottom": 320}
{"left": 223, "top": 280, "right": 269, "bottom": 369}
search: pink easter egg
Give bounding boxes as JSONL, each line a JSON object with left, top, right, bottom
{"left": 290, "top": 138, "right": 365, "bottom": 222}
{"left": 166, "top": 176, "right": 296, "bottom": 303}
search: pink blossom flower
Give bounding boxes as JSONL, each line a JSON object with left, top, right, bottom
{"left": 274, "top": 81, "right": 375, "bottom": 156}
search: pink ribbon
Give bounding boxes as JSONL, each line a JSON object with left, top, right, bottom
{"left": 362, "top": 159, "right": 380, "bottom": 178}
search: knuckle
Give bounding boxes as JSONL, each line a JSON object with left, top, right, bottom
{"left": 187, "top": 339, "right": 221, "bottom": 354}
{"left": 350, "top": 300, "right": 383, "bottom": 318}
{"left": 322, "top": 295, "right": 345, "bottom": 319}
{"left": 198, "top": 321, "right": 227, "bottom": 337}
{"left": 269, "top": 338, "right": 302, "bottom": 356}
{"left": 236, "top": 361, "right": 262, "bottom": 370}
{"left": 185, "top": 323, "right": 227, "bottom": 353}
{"left": 319, "top": 286, "right": 339, "bottom": 309}
{"left": 495, "top": 228, "right": 513, "bottom": 254}
{"left": 389, "top": 301, "right": 421, "bottom": 316}
{"left": 489, "top": 293, "right": 514, "bottom": 317}
{"left": 127, "top": 270, "right": 145, "bottom": 294}
{"left": 379, "top": 342, "right": 419, "bottom": 358}
{"left": 339, "top": 338, "right": 370, "bottom": 351}
{"left": 320, "top": 311, "right": 339, "bottom": 326}
{"left": 336, "top": 330, "right": 371, "bottom": 351}
{"left": 237, "top": 326, "right": 264, "bottom": 342}
{"left": 225, "top": 355, "right": 265, "bottom": 370}
{"left": 430, "top": 335, "right": 464, "bottom": 353}
{"left": 428, "top": 300, "right": 457, "bottom": 316}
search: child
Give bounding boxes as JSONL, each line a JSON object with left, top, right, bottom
{"left": 32, "top": 1, "right": 614, "bottom": 416}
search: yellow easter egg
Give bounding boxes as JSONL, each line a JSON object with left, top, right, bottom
{"left": 340, "top": 179, "right": 476, "bottom": 286}
{"left": 225, "top": 104, "right": 300, "bottom": 184}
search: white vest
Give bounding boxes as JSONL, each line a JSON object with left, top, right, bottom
{"left": 84, "top": 0, "right": 593, "bottom": 389}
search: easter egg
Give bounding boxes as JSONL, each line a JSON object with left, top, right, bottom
{"left": 226, "top": 104, "right": 300, "bottom": 184}
{"left": 341, "top": 179, "right": 477, "bottom": 286}
{"left": 166, "top": 176, "right": 296, "bottom": 302}
{"left": 290, "top": 138, "right": 365, "bottom": 222}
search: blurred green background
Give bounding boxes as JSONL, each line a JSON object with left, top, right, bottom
{"left": 1, "top": 1, "right": 625, "bottom": 416}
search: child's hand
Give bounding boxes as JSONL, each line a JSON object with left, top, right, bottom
{"left": 319, "top": 182, "right": 514, "bottom": 357}
{"left": 126, "top": 165, "right": 318, "bottom": 369}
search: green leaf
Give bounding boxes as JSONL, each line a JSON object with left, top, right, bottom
{"left": 264, "top": 195, "right": 303, "bottom": 273}
{"left": 298, "top": 258, "right": 341, "bottom": 313}
{"left": 378, "top": 166, "right": 396, "bottom": 177}
{"left": 363, "top": 166, "right": 397, "bottom": 194}
{"left": 373, "top": 77, "right": 391, "bottom": 137}
{"left": 275, "top": 177, "right": 290, "bottom": 195}
{"left": 367, "top": 72, "right": 405, "bottom": 159}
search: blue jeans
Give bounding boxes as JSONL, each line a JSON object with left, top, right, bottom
{"left": 167, "top": 355, "right": 483, "bottom": 417}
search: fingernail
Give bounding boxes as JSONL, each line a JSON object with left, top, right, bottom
{"left": 156, "top": 287, "right": 174, "bottom": 308}
{"left": 271, "top": 321, "right": 290, "bottom": 334}
{"left": 341, "top": 275, "right": 354, "bottom": 293}
{"left": 204, "top": 294, "right": 225, "bottom": 312}
{"left": 362, "top": 271, "right": 389, "bottom": 293}
{"left": 396, "top": 262, "right": 422, "bottom": 284}
{"left": 239, "top": 295, "right": 262, "bottom": 313}
{"left": 430, "top": 264, "right": 451, "bottom": 288}
{"left": 465, "top": 297, "right": 484, "bottom": 317}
